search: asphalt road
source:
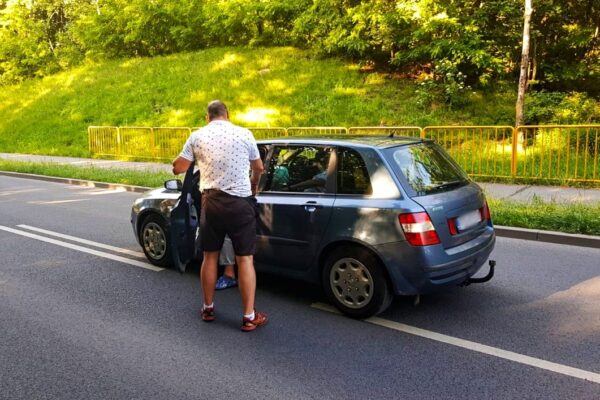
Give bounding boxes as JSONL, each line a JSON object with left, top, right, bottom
{"left": 1, "top": 175, "right": 599, "bottom": 400}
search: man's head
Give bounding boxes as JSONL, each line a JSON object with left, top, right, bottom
{"left": 206, "top": 100, "right": 229, "bottom": 122}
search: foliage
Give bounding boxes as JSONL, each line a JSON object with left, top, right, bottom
{"left": 1, "top": 0, "right": 599, "bottom": 96}
{"left": 488, "top": 196, "right": 600, "bottom": 235}
{"left": 415, "top": 59, "right": 471, "bottom": 108}
{"left": 525, "top": 91, "right": 600, "bottom": 124}
{"left": 0, "top": 47, "right": 517, "bottom": 157}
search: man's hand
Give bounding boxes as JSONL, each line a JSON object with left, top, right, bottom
{"left": 250, "top": 158, "right": 264, "bottom": 196}
{"left": 172, "top": 156, "right": 192, "bottom": 175}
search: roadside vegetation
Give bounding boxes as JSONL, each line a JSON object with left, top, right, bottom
{"left": 488, "top": 197, "right": 600, "bottom": 236}
{"left": 0, "top": 47, "right": 518, "bottom": 157}
{"left": 0, "top": 160, "right": 172, "bottom": 188}
{"left": 1, "top": 160, "right": 598, "bottom": 235}
{"left": 1, "top": 1, "right": 599, "bottom": 158}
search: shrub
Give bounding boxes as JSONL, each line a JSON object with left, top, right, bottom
{"left": 415, "top": 59, "right": 471, "bottom": 109}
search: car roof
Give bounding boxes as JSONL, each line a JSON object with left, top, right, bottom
{"left": 255, "top": 135, "right": 429, "bottom": 149}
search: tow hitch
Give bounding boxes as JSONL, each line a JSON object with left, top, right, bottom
{"left": 461, "top": 260, "right": 496, "bottom": 286}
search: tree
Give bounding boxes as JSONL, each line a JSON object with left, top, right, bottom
{"left": 516, "top": 0, "right": 533, "bottom": 127}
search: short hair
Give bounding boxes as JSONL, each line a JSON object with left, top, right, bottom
{"left": 207, "top": 100, "right": 228, "bottom": 120}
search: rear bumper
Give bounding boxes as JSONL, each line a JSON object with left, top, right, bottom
{"left": 375, "top": 227, "right": 496, "bottom": 295}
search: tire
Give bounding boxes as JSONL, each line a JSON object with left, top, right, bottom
{"left": 139, "top": 214, "right": 172, "bottom": 268}
{"left": 322, "top": 245, "right": 393, "bottom": 319}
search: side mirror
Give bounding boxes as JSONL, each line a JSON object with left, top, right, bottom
{"left": 164, "top": 179, "right": 183, "bottom": 191}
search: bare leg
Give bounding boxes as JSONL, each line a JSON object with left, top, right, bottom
{"left": 223, "top": 264, "right": 235, "bottom": 278}
{"left": 236, "top": 255, "right": 256, "bottom": 315}
{"left": 201, "top": 251, "right": 220, "bottom": 306}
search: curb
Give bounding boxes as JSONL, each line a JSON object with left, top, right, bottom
{"left": 0, "top": 171, "right": 151, "bottom": 194}
{"left": 494, "top": 225, "right": 600, "bottom": 249}
{"left": 1, "top": 170, "right": 599, "bottom": 249}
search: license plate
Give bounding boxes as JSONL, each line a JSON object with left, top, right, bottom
{"left": 456, "top": 209, "right": 482, "bottom": 231}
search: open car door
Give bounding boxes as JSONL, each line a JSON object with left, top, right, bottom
{"left": 170, "top": 164, "right": 199, "bottom": 273}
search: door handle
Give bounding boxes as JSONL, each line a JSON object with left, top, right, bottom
{"left": 302, "top": 201, "right": 323, "bottom": 213}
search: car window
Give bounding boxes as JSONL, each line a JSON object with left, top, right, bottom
{"left": 263, "top": 145, "right": 332, "bottom": 193}
{"left": 336, "top": 147, "right": 372, "bottom": 195}
{"left": 387, "top": 142, "right": 470, "bottom": 196}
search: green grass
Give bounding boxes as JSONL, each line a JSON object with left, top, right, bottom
{"left": 0, "top": 46, "right": 516, "bottom": 157}
{"left": 0, "top": 160, "right": 172, "bottom": 188}
{"left": 489, "top": 197, "right": 600, "bottom": 235}
{"left": 1, "top": 159, "right": 598, "bottom": 235}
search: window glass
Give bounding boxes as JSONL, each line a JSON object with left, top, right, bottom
{"left": 388, "top": 142, "right": 469, "bottom": 196}
{"left": 263, "top": 146, "right": 332, "bottom": 193}
{"left": 336, "top": 147, "right": 372, "bottom": 195}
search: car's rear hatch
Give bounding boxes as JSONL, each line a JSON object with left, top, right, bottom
{"left": 384, "top": 141, "right": 491, "bottom": 249}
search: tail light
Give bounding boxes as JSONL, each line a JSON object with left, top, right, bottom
{"left": 447, "top": 217, "right": 458, "bottom": 235}
{"left": 399, "top": 212, "right": 441, "bottom": 246}
{"left": 480, "top": 200, "right": 492, "bottom": 221}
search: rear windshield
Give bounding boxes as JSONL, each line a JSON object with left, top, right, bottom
{"left": 386, "top": 142, "right": 470, "bottom": 196}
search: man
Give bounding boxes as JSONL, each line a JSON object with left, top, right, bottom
{"left": 172, "top": 100, "right": 267, "bottom": 332}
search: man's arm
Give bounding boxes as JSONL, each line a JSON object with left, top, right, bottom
{"left": 250, "top": 158, "right": 264, "bottom": 196}
{"left": 172, "top": 156, "right": 192, "bottom": 175}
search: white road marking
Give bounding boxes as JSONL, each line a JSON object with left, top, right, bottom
{"left": 0, "top": 188, "right": 43, "bottom": 197}
{"left": 311, "top": 302, "right": 600, "bottom": 384}
{"left": 17, "top": 224, "right": 146, "bottom": 258}
{"left": 28, "top": 199, "right": 90, "bottom": 205}
{"left": 0, "top": 225, "right": 163, "bottom": 272}
{"left": 86, "top": 188, "right": 127, "bottom": 195}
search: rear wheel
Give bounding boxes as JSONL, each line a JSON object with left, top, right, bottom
{"left": 140, "top": 214, "right": 172, "bottom": 267}
{"left": 322, "top": 245, "right": 392, "bottom": 319}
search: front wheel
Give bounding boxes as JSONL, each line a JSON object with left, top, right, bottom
{"left": 139, "top": 214, "right": 172, "bottom": 268}
{"left": 322, "top": 246, "right": 392, "bottom": 319}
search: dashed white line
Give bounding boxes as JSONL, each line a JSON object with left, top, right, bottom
{"left": 0, "top": 225, "right": 163, "bottom": 272}
{"left": 311, "top": 302, "right": 600, "bottom": 384}
{"left": 17, "top": 224, "right": 145, "bottom": 258}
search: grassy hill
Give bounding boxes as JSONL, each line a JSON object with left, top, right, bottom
{"left": 0, "top": 47, "right": 516, "bottom": 157}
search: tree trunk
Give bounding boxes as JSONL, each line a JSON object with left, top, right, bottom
{"left": 516, "top": 0, "right": 533, "bottom": 131}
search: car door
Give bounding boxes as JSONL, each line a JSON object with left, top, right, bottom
{"left": 256, "top": 144, "right": 335, "bottom": 271}
{"left": 169, "top": 164, "right": 199, "bottom": 273}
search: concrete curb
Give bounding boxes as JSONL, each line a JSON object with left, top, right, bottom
{"left": 2, "top": 170, "right": 599, "bottom": 249}
{"left": 494, "top": 225, "right": 600, "bottom": 249}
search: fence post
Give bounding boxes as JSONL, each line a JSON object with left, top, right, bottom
{"left": 116, "top": 127, "right": 122, "bottom": 157}
{"left": 150, "top": 127, "right": 156, "bottom": 159}
{"left": 511, "top": 127, "right": 518, "bottom": 177}
{"left": 87, "top": 127, "right": 92, "bottom": 156}
{"left": 420, "top": 127, "right": 426, "bottom": 139}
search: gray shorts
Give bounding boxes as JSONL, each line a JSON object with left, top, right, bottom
{"left": 219, "top": 236, "right": 235, "bottom": 266}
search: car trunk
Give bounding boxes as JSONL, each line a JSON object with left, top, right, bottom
{"left": 384, "top": 141, "right": 490, "bottom": 249}
{"left": 412, "top": 183, "right": 487, "bottom": 249}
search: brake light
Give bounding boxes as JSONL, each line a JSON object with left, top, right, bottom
{"left": 399, "top": 212, "right": 441, "bottom": 246}
{"left": 447, "top": 218, "right": 458, "bottom": 235}
{"left": 480, "top": 200, "right": 491, "bottom": 221}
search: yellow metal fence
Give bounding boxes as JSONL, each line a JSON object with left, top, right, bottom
{"left": 88, "top": 125, "right": 600, "bottom": 184}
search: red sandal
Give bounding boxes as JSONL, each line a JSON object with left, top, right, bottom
{"left": 200, "top": 306, "right": 215, "bottom": 322}
{"left": 241, "top": 311, "right": 268, "bottom": 332}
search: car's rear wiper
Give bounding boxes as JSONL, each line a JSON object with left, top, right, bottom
{"left": 430, "top": 180, "right": 466, "bottom": 191}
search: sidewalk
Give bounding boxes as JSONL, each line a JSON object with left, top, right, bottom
{"left": 2, "top": 152, "right": 600, "bottom": 205}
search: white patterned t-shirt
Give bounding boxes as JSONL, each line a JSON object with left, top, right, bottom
{"left": 179, "top": 120, "right": 260, "bottom": 197}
